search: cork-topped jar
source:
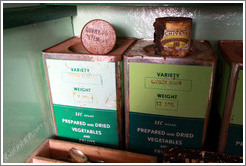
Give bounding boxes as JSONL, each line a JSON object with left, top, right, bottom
{"left": 153, "top": 17, "right": 192, "bottom": 56}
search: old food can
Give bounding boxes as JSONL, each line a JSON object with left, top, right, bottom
{"left": 153, "top": 17, "right": 192, "bottom": 56}
{"left": 217, "top": 40, "right": 243, "bottom": 156}
{"left": 42, "top": 36, "right": 136, "bottom": 149}
{"left": 124, "top": 39, "right": 217, "bottom": 157}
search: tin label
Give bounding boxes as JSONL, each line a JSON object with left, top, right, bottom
{"left": 161, "top": 28, "right": 190, "bottom": 53}
{"left": 129, "top": 112, "right": 204, "bottom": 156}
{"left": 53, "top": 104, "right": 118, "bottom": 147}
{"left": 46, "top": 59, "right": 118, "bottom": 146}
{"left": 128, "top": 63, "right": 212, "bottom": 155}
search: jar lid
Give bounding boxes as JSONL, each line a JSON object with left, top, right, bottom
{"left": 81, "top": 19, "right": 116, "bottom": 55}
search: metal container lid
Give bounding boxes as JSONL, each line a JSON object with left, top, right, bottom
{"left": 80, "top": 19, "right": 116, "bottom": 55}
{"left": 125, "top": 39, "right": 217, "bottom": 65}
{"left": 42, "top": 37, "right": 136, "bottom": 62}
{"left": 218, "top": 40, "right": 243, "bottom": 65}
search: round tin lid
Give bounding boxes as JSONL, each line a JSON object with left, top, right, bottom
{"left": 81, "top": 19, "right": 116, "bottom": 55}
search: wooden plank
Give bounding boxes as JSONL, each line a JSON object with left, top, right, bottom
{"left": 25, "top": 139, "right": 50, "bottom": 163}
{"left": 32, "top": 156, "right": 69, "bottom": 163}
{"left": 26, "top": 139, "right": 157, "bottom": 163}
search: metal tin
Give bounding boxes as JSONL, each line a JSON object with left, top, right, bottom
{"left": 217, "top": 40, "right": 243, "bottom": 156}
{"left": 124, "top": 39, "right": 217, "bottom": 157}
{"left": 81, "top": 19, "right": 116, "bottom": 55}
{"left": 43, "top": 36, "right": 136, "bottom": 149}
{"left": 153, "top": 17, "right": 192, "bottom": 57}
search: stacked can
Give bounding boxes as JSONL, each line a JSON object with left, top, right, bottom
{"left": 153, "top": 17, "right": 192, "bottom": 56}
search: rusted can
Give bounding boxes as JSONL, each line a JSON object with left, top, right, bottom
{"left": 42, "top": 36, "right": 136, "bottom": 149}
{"left": 124, "top": 39, "right": 216, "bottom": 157}
{"left": 153, "top": 17, "right": 192, "bottom": 56}
{"left": 217, "top": 40, "right": 243, "bottom": 156}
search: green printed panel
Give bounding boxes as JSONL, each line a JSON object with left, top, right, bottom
{"left": 230, "top": 69, "right": 243, "bottom": 125}
{"left": 129, "top": 112, "right": 204, "bottom": 156}
{"left": 53, "top": 104, "right": 118, "bottom": 147}
{"left": 129, "top": 63, "right": 212, "bottom": 119}
{"left": 225, "top": 124, "right": 243, "bottom": 156}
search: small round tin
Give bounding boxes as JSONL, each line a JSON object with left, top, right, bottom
{"left": 153, "top": 17, "right": 192, "bottom": 56}
{"left": 81, "top": 19, "right": 116, "bottom": 55}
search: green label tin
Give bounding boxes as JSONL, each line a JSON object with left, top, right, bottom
{"left": 43, "top": 37, "right": 136, "bottom": 148}
{"left": 124, "top": 39, "right": 216, "bottom": 157}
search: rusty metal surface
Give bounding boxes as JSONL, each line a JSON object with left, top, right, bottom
{"left": 43, "top": 36, "right": 136, "bottom": 62}
{"left": 81, "top": 19, "right": 116, "bottom": 55}
{"left": 218, "top": 40, "right": 243, "bottom": 65}
{"left": 123, "top": 58, "right": 130, "bottom": 150}
{"left": 217, "top": 63, "right": 241, "bottom": 153}
{"left": 115, "top": 61, "right": 124, "bottom": 149}
{"left": 125, "top": 39, "right": 217, "bottom": 65}
{"left": 217, "top": 41, "right": 243, "bottom": 154}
